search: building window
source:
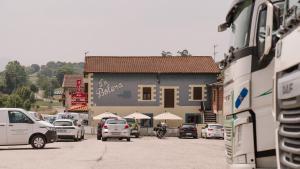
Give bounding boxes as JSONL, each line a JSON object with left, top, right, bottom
{"left": 142, "top": 87, "right": 152, "bottom": 100}
{"left": 138, "top": 85, "right": 156, "bottom": 102}
{"left": 193, "top": 87, "right": 203, "bottom": 100}
{"left": 213, "top": 89, "right": 217, "bottom": 102}
{"left": 185, "top": 113, "right": 202, "bottom": 124}
{"left": 140, "top": 113, "right": 153, "bottom": 128}
{"left": 189, "top": 85, "right": 206, "bottom": 101}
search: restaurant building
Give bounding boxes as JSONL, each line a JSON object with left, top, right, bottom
{"left": 84, "top": 56, "right": 220, "bottom": 127}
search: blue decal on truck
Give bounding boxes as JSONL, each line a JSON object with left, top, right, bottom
{"left": 235, "top": 88, "right": 248, "bottom": 109}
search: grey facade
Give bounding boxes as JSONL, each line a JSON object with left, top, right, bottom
{"left": 91, "top": 73, "right": 216, "bottom": 109}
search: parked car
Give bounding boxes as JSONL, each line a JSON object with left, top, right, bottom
{"left": 53, "top": 119, "right": 82, "bottom": 141}
{"left": 0, "top": 108, "right": 57, "bottom": 149}
{"left": 178, "top": 123, "right": 198, "bottom": 139}
{"left": 201, "top": 124, "right": 224, "bottom": 139}
{"left": 97, "top": 117, "right": 117, "bottom": 140}
{"left": 73, "top": 119, "right": 85, "bottom": 140}
{"left": 125, "top": 118, "right": 140, "bottom": 138}
{"left": 101, "top": 119, "right": 131, "bottom": 142}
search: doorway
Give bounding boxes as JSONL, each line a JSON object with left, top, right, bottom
{"left": 164, "top": 89, "right": 175, "bottom": 108}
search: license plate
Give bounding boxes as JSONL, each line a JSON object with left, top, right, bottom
{"left": 112, "top": 132, "right": 120, "bottom": 135}
{"left": 186, "top": 133, "right": 192, "bottom": 136}
{"left": 58, "top": 129, "right": 67, "bottom": 133}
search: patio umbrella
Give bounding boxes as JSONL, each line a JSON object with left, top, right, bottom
{"left": 154, "top": 112, "right": 182, "bottom": 120}
{"left": 93, "top": 112, "right": 120, "bottom": 120}
{"left": 124, "top": 112, "right": 151, "bottom": 120}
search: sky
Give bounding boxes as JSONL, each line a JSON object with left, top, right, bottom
{"left": 0, "top": 0, "right": 231, "bottom": 70}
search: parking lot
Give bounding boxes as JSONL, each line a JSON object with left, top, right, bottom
{"left": 0, "top": 135, "right": 226, "bottom": 169}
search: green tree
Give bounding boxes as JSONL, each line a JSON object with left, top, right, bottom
{"left": 30, "top": 84, "right": 39, "bottom": 93}
{"left": 4, "top": 61, "right": 28, "bottom": 94}
{"left": 0, "top": 95, "right": 8, "bottom": 107}
{"left": 30, "top": 64, "right": 40, "bottom": 73}
{"left": 56, "top": 65, "right": 75, "bottom": 85}
{"left": 5, "top": 94, "right": 23, "bottom": 108}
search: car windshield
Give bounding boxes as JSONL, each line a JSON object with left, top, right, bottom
{"left": 209, "top": 125, "right": 223, "bottom": 129}
{"left": 27, "top": 112, "right": 41, "bottom": 121}
{"left": 288, "top": 0, "right": 300, "bottom": 16}
{"left": 53, "top": 121, "right": 73, "bottom": 126}
{"left": 106, "top": 119, "right": 126, "bottom": 124}
{"left": 229, "top": 0, "right": 253, "bottom": 50}
{"left": 125, "top": 118, "right": 135, "bottom": 124}
{"left": 182, "top": 124, "right": 195, "bottom": 128}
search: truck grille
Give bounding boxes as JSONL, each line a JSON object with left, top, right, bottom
{"left": 277, "top": 64, "right": 300, "bottom": 169}
{"left": 224, "top": 118, "right": 234, "bottom": 162}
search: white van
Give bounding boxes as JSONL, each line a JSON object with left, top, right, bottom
{"left": 0, "top": 108, "right": 57, "bottom": 149}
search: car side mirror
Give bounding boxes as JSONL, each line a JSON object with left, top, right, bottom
{"left": 218, "top": 22, "right": 229, "bottom": 32}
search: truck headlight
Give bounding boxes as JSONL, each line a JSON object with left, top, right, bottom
{"left": 233, "top": 155, "right": 247, "bottom": 164}
{"left": 46, "top": 127, "right": 56, "bottom": 131}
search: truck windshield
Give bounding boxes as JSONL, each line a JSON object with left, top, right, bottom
{"left": 288, "top": 0, "right": 300, "bottom": 12}
{"left": 229, "top": 0, "right": 253, "bottom": 50}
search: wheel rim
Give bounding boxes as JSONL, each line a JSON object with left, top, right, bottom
{"left": 34, "top": 137, "right": 44, "bottom": 148}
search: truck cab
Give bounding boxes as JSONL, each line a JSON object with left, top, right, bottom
{"left": 274, "top": 0, "right": 300, "bottom": 168}
{"left": 0, "top": 108, "right": 57, "bottom": 149}
{"left": 219, "top": 0, "right": 283, "bottom": 168}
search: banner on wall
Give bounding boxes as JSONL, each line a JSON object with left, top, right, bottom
{"left": 71, "top": 80, "right": 87, "bottom": 105}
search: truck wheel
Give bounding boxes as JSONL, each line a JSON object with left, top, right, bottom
{"left": 127, "top": 138, "right": 131, "bottom": 142}
{"left": 31, "top": 135, "right": 46, "bottom": 149}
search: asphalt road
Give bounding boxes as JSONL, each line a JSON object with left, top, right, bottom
{"left": 0, "top": 135, "right": 226, "bottom": 169}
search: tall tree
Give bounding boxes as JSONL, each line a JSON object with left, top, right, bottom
{"left": 4, "top": 61, "right": 28, "bottom": 94}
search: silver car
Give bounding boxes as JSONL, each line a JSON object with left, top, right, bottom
{"left": 101, "top": 119, "right": 131, "bottom": 141}
{"left": 201, "top": 124, "right": 224, "bottom": 139}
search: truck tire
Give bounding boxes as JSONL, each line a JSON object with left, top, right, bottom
{"left": 127, "top": 137, "right": 131, "bottom": 142}
{"left": 31, "top": 135, "right": 46, "bottom": 149}
{"left": 97, "top": 135, "right": 101, "bottom": 140}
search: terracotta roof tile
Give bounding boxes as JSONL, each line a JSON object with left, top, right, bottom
{"left": 84, "top": 56, "right": 219, "bottom": 73}
{"left": 62, "top": 74, "right": 84, "bottom": 88}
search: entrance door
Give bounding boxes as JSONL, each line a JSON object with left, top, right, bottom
{"left": 164, "top": 89, "right": 175, "bottom": 108}
{"left": 0, "top": 110, "right": 7, "bottom": 145}
{"left": 7, "top": 111, "right": 33, "bottom": 145}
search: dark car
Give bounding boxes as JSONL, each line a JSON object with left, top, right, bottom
{"left": 178, "top": 123, "right": 198, "bottom": 139}
{"left": 97, "top": 117, "right": 117, "bottom": 140}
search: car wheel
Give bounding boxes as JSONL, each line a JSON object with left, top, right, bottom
{"left": 193, "top": 135, "right": 198, "bottom": 139}
{"left": 127, "top": 138, "right": 130, "bottom": 142}
{"left": 97, "top": 135, "right": 101, "bottom": 140}
{"left": 135, "top": 134, "right": 139, "bottom": 138}
{"left": 31, "top": 135, "right": 46, "bottom": 149}
{"left": 118, "top": 138, "right": 123, "bottom": 140}
{"left": 102, "top": 137, "right": 107, "bottom": 141}
{"left": 81, "top": 135, "right": 84, "bottom": 140}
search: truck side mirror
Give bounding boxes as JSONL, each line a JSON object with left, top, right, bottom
{"left": 264, "top": 2, "right": 274, "bottom": 55}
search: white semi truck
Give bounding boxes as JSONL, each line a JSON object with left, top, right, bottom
{"left": 219, "top": 0, "right": 284, "bottom": 168}
{"left": 274, "top": 0, "right": 300, "bottom": 168}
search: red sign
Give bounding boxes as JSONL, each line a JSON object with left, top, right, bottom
{"left": 71, "top": 79, "right": 87, "bottom": 105}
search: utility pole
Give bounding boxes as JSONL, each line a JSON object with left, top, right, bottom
{"left": 85, "top": 51, "right": 89, "bottom": 57}
{"left": 213, "top": 44, "right": 218, "bottom": 61}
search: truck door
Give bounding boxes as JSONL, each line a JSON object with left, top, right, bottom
{"left": 0, "top": 110, "right": 8, "bottom": 145}
{"left": 7, "top": 110, "right": 33, "bottom": 145}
